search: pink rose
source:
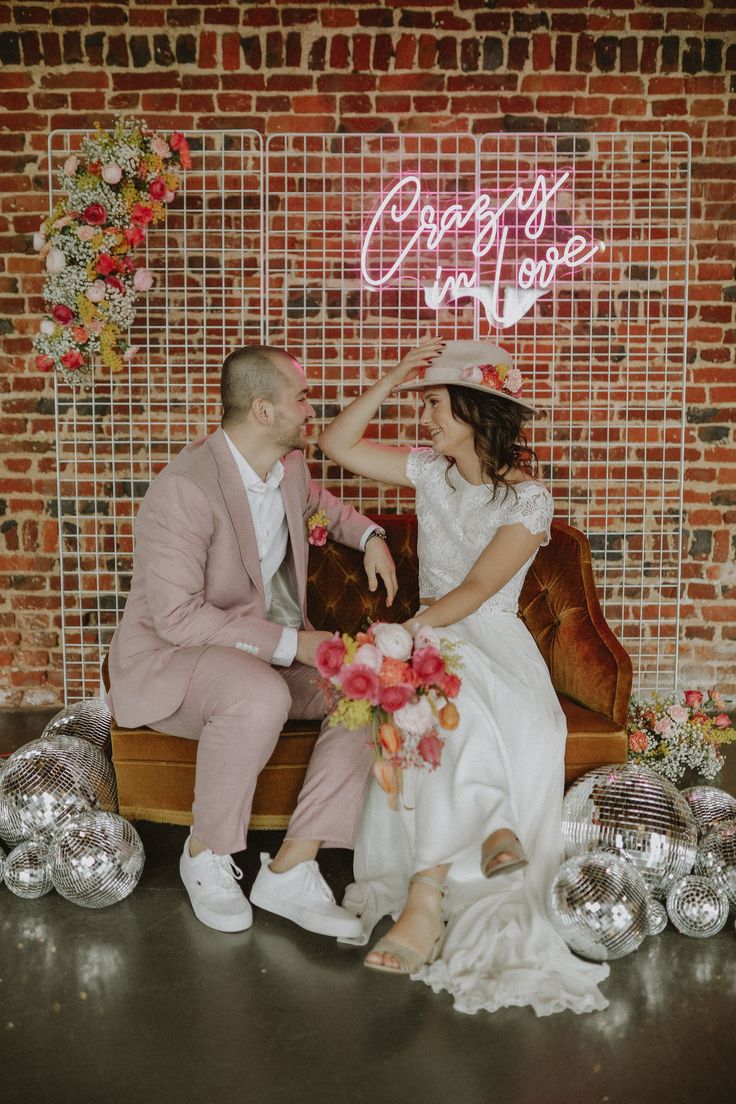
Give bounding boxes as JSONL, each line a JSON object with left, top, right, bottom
{"left": 412, "top": 646, "right": 445, "bottom": 686}
{"left": 315, "top": 635, "right": 346, "bottom": 679}
{"left": 379, "top": 683, "right": 414, "bottom": 713}
{"left": 353, "top": 643, "right": 382, "bottom": 673}
{"left": 149, "top": 177, "right": 167, "bottom": 201}
{"left": 417, "top": 730, "right": 443, "bottom": 769}
{"left": 77, "top": 225, "right": 96, "bottom": 242}
{"left": 713, "top": 713, "right": 732, "bottom": 729}
{"left": 83, "top": 203, "right": 107, "bottom": 226}
{"left": 101, "top": 163, "right": 122, "bottom": 185}
{"left": 51, "top": 303, "right": 74, "bottom": 325}
{"left": 339, "top": 663, "right": 380, "bottom": 703}
{"left": 683, "top": 690, "right": 703, "bottom": 708}
{"left": 61, "top": 349, "right": 84, "bottom": 371}
{"left": 133, "top": 267, "right": 154, "bottom": 292}
{"left": 308, "top": 525, "right": 327, "bottom": 547}
{"left": 628, "top": 729, "right": 648, "bottom": 753}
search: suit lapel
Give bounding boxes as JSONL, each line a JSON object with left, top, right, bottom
{"left": 280, "top": 455, "right": 309, "bottom": 616}
{"left": 207, "top": 428, "right": 265, "bottom": 600}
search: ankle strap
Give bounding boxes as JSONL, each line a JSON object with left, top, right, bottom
{"left": 410, "top": 874, "right": 447, "bottom": 896}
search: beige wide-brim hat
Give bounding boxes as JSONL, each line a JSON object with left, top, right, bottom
{"left": 396, "top": 340, "right": 536, "bottom": 412}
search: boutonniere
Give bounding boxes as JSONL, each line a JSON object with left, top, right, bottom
{"left": 307, "top": 510, "right": 329, "bottom": 547}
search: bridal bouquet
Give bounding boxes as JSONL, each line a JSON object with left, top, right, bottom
{"left": 316, "top": 622, "right": 463, "bottom": 807}
{"left": 627, "top": 688, "right": 735, "bottom": 784}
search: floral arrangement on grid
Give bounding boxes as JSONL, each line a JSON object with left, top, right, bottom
{"left": 32, "top": 115, "right": 191, "bottom": 384}
{"left": 316, "top": 621, "right": 463, "bottom": 809}
{"left": 627, "top": 688, "right": 735, "bottom": 784}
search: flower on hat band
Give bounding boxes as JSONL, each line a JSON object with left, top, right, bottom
{"left": 461, "top": 362, "right": 524, "bottom": 397}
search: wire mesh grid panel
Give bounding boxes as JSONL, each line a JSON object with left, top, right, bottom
{"left": 265, "top": 132, "right": 689, "bottom": 691}
{"left": 51, "top": 129, "right": 264, "bottom": 701}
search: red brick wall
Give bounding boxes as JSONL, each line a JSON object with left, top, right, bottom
{"left": 1, "top": 0, "right": 734, "bottom": 706}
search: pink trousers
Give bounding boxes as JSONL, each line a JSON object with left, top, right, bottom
{"left": 149, "top": 645, "right": 373, "bottom": 855}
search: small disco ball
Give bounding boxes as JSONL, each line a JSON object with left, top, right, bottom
{"left": 0, "top": 842, "right": 6, "bottom": 885}
{"left": 666, "top": 875, "right": 729, "bottom": 938}
{"left": 562, "top": 763, "right": 697, "bottom": 898}
{"left": 646, "top": 897, "right": 668, "bottom": 935}
{"left": 3, "top": 837, "right": 53, "bottom": 899}
{"left": 51, "top": 812, "right": 144, "bottom": 909}
{"left": 0, "top": 735, "right": 117, "bottom": 847}
{"left": 680, "top": 786, "right": 736, "bottom": 841}
{"left": 41, "top": 696, "right": 112, "bottom": 752}
{"left": 695, "top": 819, "right": 736, "bottom": 911}
{"left": 547, "top": 851, "right": 651, "bottom": 961}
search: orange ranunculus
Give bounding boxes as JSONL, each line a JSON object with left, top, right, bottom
{"left": 439, "top": 702, "right": 460, "bottom": 730}
{"left": 378, "top": 723, "right": 400, "bottom": 755}
{"left": 71, "top": 325, "right": 89, "bottom": 343}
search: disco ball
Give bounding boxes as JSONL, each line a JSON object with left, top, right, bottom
{"left": 547, "top": 851, "right": 651, "bottom": 961}
{"left": 680, "top": 786, "right": 736, "bottom": 841}
{"left": 562, "top": 763, "right": 697, "bottom": 898}
{"left": 0, "top": 735, "right": 118, "bottom": 847}
{"left": 0, "top": 843, "right": 6, "bottom": 885}
{"left": 51, "top": 812, "right": 144, "bottom": 909}
{"left": 3, "top": 837, "right": 53, "bottom": 899}
{"left": 646, "top": 897, "right": 668, "bottom": 936}
{"left": 41, "top": 696, "right": 112, "bottom": 752}
{"left": 666, "top": 875, "right": 729, "bottom": 938}
{"left": 695, "top": 819, "right": 736, "bottom": 911}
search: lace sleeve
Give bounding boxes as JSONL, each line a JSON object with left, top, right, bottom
{"left": 405, "top": 447, "right": 438, "bottom": 488}
{"left": 501, "top": 483, "right": 554, "bottom": 546}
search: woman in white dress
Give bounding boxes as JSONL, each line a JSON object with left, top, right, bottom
{"left": 319, "top": 337, "right": 610, "bottom": 1016}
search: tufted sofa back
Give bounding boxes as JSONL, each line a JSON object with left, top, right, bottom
{"left": 307, "top": 514, "right": 632, "bottom": 727}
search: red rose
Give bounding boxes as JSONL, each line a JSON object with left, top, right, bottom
{"left": 411, "top": 646, "right": 446, "bottom": 686}
{"left": 124, "top": 226, "right": 145, "bottom": 247}
{"left": 61, "top": 349, "right": 84, "bottom": 370}
{"left": 683, "top": 690, "right": 703, "bottom": 708}
{"left": 149, "top": 177, "right": 167, "bottom": 201}
{"left": 315, "top": 635, "right": 346, "bottom": 679}
{"left": 106, "top": 275, "right": 125, "bottom": 294}
{"left": 438, "top": 672, "right": 461, "bottom": 699}
{"left": 713, "top": 713, "right": 732, "bottom": 729}
{"left": 339, "top": 663, "right": 380, "bottom": 703}
{"left": 35, "top": 354, "right": 54, "bottom": 372}
{"left": 417, "top": 730, "right": 443, "bottom": 769}
{"left": 83, "top": 203, "right": 107, "bottom": 226}
{"left": 308, "top": 525, "right": 328, "bottom": 547}
{"left": 96, "top": 253, "right": 117, "bottom": 275}
{"left": 131, "top": 203, "right": 154, "bottom": 227}
{"left": 51, "top": 304, "right": 74, "bottom": 325}
{"left": 628, "top": 729, "right": 648, "bottom": 753}
{"left": 379, "top": 683, "right": 414, "bottom": 713}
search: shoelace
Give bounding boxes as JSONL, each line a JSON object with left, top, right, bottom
{"left": 208, "top": 853, "right": 244, "bottom": 893}
{"left": 301, "top": 861, "right": 335, "bottom": 904}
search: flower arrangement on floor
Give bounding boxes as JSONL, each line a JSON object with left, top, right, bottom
{"left": 627, "top": 688, "right": 735, "bottom": 784}
{"left": 317, "top": 621, "right": 463, "bottom": 808}
{"left": 32, "top": 115, "right": 191, "bottom": 384}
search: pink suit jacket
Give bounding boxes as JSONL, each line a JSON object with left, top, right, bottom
{"left": 108, "top": 427, "right": 372, "bottom": 729}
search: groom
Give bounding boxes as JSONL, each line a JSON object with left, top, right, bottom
{"left": 108, "top": 345, "right": 396, "bottom": 935}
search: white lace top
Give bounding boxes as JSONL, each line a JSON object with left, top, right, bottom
{"left": 406, "top": 447, "right": 553, "bottom": 618}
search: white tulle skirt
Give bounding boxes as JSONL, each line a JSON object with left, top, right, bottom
{"left": 340, "top": 611, "right": 610, "bottom": 1017}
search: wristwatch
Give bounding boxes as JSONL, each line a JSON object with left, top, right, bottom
{"left": 367, "top": 527, "right": 388, "bottom": 543}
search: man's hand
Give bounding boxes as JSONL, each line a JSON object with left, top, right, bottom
{"left": 296, "top": 630, "right": 335, "bottom": 668}
{"left": 364, "top": 534, "right": 398, "bottom": 607}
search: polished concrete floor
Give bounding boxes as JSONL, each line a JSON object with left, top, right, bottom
{"left": 1, "top": 710, "right": 736, "bottom": 1104}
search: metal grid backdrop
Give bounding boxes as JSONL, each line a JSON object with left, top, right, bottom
{"left": 52, "top": 130, "right": 690, "bottom": 699}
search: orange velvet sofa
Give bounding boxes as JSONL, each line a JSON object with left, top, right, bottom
{"left": 109, "top": 515, "right": 632, "bottom": 829}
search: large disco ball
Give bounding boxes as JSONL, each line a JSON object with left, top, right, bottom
{"left": 51, "top": 812, "right": 144, "bottom": 909}
{"left": 0, "top": 842, "right": 5, "bottom": 885}
{"left": 666, "top": 875, "right": 729, "bottom": 938}
{"left": 547, "top": 851, "right": 652, "bottom": 961}
{"left": 695, "top": 819, "right": 736, "bottom": 910}
{"left": 680, "top": 787, "right": 736, "bottom": 841}
{"left": 0, "top": 735, "right": 117, "bottom": 847}
{"left": 562, "top": 763, "right": 697, "bottom": 898}
{"left": 41, "top": 696, "right": 112, "bottom": 752}
{"left": 3, "top": 837, "right": 53, "bottom": 899}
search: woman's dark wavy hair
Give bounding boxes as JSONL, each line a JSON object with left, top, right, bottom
{"left": 443, "top": 384, "right": 539, "bottom": 498}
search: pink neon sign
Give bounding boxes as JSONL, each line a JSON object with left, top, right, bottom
{"left": 360, "top": 172, "right": 605, "bottom": 328}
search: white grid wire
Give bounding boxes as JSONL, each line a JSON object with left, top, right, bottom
{"left": 52, "top": 130, "right": 689, "bottom": 698}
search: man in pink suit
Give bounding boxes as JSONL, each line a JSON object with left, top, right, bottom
{"left": 108, "top": 345, "right": 397, "bottom": 935}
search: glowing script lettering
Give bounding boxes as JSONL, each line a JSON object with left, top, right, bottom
{"left": 360, "top": 174, "right": 605, "bottom": 329}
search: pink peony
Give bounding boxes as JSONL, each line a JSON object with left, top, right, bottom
{"left": 51, "top": 303, "right": 74, "bottom": 325}
{"left": 412, "top": 646, "right": 446, "bottom": 686}
{"left": 353, "top": 643, "right": 382, "bottom": 673}
{"left": 315, "top": 634, "right": 346, "bottom": 679}
{"left": 339, "top": 663, "right": 380, "bottom": 703}
{"left": 149, "top": 177, "right": 167, "bottom": 201}
{"left": 379, "top": 683, "right": 414, "bottom": 713}
{"left": 372, "top": 622, "right": 413, "bottom": 661}
{"left": 308, "top": 525, "right": 327, "bottom": 547}
{"left": 83, "top": 203, "right": 107, "bottom": 226}
{"left": 101, "top": 162, "right": 122, "bottom": 185}
{"left": 713, "top": 713, "right": 732, "bottom": 729}
{"left": 417, "top": 730, "right": 443, "bottom": 769}
{"left": 133, "top": 267, "right": 154, "bottom": 292}
{"left": 61, "top": 349, "right": 84, "bottom": 371}
{"left": 683, "top": 690, "right": 703, "bottom": 708}
{"left": 628, "top": 729, "right": 648, "bottom": 753}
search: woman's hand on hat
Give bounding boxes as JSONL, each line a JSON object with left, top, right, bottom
{"left": 386, "top": 335, "right": 445, "bottom": 389}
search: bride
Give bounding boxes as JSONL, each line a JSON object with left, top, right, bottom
{"left": 318, "top": 337, "right": 610, "bottom": 1016}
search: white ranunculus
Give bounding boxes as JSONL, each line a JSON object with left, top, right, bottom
{"left": 372, "top": 622, "right": 413, "bottom": 661}
{"left": 40, "top": 319, "right": 55, "bottom": 335}
{"left": 33, "top": 230, "right": 46, "bottom": 251}
{"left": 394, "top": 697, "right": 434, "bottom": 738}
{"left": 353, "top": 643, "right": 383, "bottom": 673}
{"left": 101, "top": 162, "right": 122, "bottom": 185}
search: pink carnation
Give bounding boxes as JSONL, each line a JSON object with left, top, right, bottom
{"left": 379, "top": 683, "right": 414, "bottom": 713}
{"left": 315, "top": 635, "right": 346, "bottom": 679}
{"left": 339, "top": 663, "right": 380, "bottom": 703}
{"left": 628, "top": 729, "right": 648, "bottom": 753}
{"left": 411, "top": 646, "right": 445, "bottom": 686}
{"left": 654, "top": 717, "right": 673, "bottom": 737}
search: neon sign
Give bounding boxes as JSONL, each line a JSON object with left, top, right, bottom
{"left": 360, "top": 173, "right": 605, "bottom": 328}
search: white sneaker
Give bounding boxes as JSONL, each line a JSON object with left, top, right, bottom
{"left": 179, "top": 834, "right": 253, "bottom": 933}
{"left": 250, "top": 852, "right": 363, "bottom": 939}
